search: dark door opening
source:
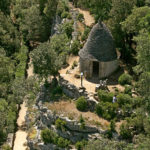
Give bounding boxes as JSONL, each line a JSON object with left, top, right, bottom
{"left": 93, "top": 61, "right": 99, "bottom": 76}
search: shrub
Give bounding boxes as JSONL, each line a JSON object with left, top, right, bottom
{"left": 124, "top": 85, "right": 132, "bottom": 95}
{"left": 117, "top": 93, "right": 132, "bottom": 107}
{"left": 110, "top": 120, "right": 116, "bottom": 132}
{"left": 118, "top": 73, "right": 133, "bottom": 85}
{"left": 62, "top": 21, "right": 74, "bottom": 38}
{"left": 75, "top": 140, "right": 87, "bottom": 150}
{"left": 79, "top": 115, "right": 85, "bottom": 129}
{"left": 57, "top": 137, "right": 70, "bottom": 148}
{"left": 77, "top": 13, "right": 84, "bottom": 22}
{"left": 81, "top": 27, "right": 91, "bottom": 41}
{"left": 120, "top": 123, "right": 132, "bottom": 140}
{"left": 57, "top": 0, "right": 69, "bottom": 16}
{"left": 76, "top": 96, "right": 87, "bottom": 111}
{"left": 71, "top": 40, "right": 81, "bottom": 55}
{"left": 98, "top": 90, "right": 114, "bottom": 102}
{"left": 52, "top": 86, "right": 62, "bottom": 95}
{"left": 61, "top": 11, "right": 70, "bottom": 18}
{"left": 41, "top": 128, "right": 55, "bottom": 144}
{"left": 132, "top": 97, "right": 143, "bottom": 108}
{"left": 55, "top": 118, "right": 66, "bottom": 131}
{"left": 2, "top": 144, "right": 11, "bottom": 150}
{"left": 15, "top": 45, "right": 28, "bottom": 78}
{"left": 95, "top": 102, "right": 118, "bottom": 120}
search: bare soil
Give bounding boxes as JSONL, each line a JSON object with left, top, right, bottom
{"left": 69, "top": 2, "right": 95, "bottom": 27}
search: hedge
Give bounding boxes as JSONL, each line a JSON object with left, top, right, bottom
{"left": 15, "top": 44, "right": 28, "bottom": 78}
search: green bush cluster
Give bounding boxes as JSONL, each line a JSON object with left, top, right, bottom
{"left": 41, "top": 128, "right": 54, "bottom": 144}
{"left": 81, "top": 27, "right": 91, "bottom": 41}
{"left": 124, "top": 85, "right": 132, "bottom": 95}
{"left": 79, "top": 115, "right": 85, "bottom": 129}
{"left": 15, "top": 45, "right": 28, "bottom": 78}
{"left": 117, "top": 93, "right": 133, "bottom": 107}
{"left": 61, "top": 11, "right": 72, "bottom": 19}
{"left": 70, "top": 40, "right": 81, "bottom": 55}
{"left": 77, "top": 13, "right": 84, "bottom": 22}
{"left": 1, "top": 144, "right": 11, "bottom": 150}
{"left": 95, "top": 102, "right": 118, "bottom": 120}
{"left": 41, "top": 128, "right": 70, "bottom": 148}
{"left": 75, "top": 140, "right": 87, "bottom": 150}
{"left": 118, "top": 73, "right": 133, "bottom": 85}
{"left": 62, "top": 21, "right": 74, "bottom": 38}
{"left": 98, "top": 90, "right": 114, "bottom": 102}
{"left": 57, "top": 0, "right": 69, "bottom": 17}
{"left": 55, "top": 118, "right": 66, "bottom": 131}
{"left": 76, "top": 96, "right": 88, "bottom": 111}
{"left": 52, "top": 86, "right": 63, "bottom": 95}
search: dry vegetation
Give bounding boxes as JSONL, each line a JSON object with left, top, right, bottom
{"left": 45, "top": 101, "right": 109, "bottom": 130}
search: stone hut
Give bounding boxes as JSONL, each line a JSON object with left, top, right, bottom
{"left": 79, "top": 20, "right": 118, "bottom": 79}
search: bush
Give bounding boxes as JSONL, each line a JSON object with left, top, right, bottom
{"left": 79, "top": 115, "right": 85, "bottom": 129}
{"left": 52, "top": 86, "right": 63, "bottom": 95}
{"left": 41, "top": 128, "right": 70, "bottom": 148}
{"left": 95, "top": 102, "right": 118, "bottom": 120}
{"left": 15, "top": 45, "right": 28, "bottom": 78}
{"left": 70, "top": 40, "right": 81, "bottom": 55}
{"left": 81, "top": 27, "right": 91, "bottom": 41}
{"left": 124, "top": 85, "right": 132, "bottom": 95}
{"left": 57, "top": 0, "right": 69, "bottom": 16}
{"left": 75, "top": 140, "right": 87, "bottom": 150}
{"left": 120, "top": 123, "right": 132, "bottom": 140}
{"left": 2, "top": 144, "right": 11, "bottom": 150}
{"left": 117, "top": 93, "right": 133, "bottom": 107}
{"left": 76, "top": 96, "right": 88, "bottom": 111}
{"left": 41, "top": 128, "right": 55, "bottom": 144}
{"left": 55, "top": 118, "right": 66, "bottom": 131}
{"left": 110, "top": 120, "right": 116, "bottom": 132}
{"left": 62, "top": 21, "right": 74, "bottom": 38}
{"left": 61, "top": 11, "right": 70, "bottom": 19}
{"left": 118, "top": 73, "right": 133, "bottom": 85}
{"left": 98, "top": 90, "right": 114, "bottom": 102}
{"left": 77, "top": 13, "right": 84, "bottom": 22}
{"left": 57, "top": 137, "right": 70, "bottom": 148}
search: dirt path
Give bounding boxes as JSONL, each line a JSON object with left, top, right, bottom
{"left": 77, "top": 8, "right": 95, "bottom": 26}
{"left": 13, "top": 59, "right": 33, "bottom": 150}
{"left": 69, "top": 3, "right": 95, "bottom": 27}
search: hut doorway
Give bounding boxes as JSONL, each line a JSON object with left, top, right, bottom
{"left": 93, "top": 61, "right": 99, "bottom": 76}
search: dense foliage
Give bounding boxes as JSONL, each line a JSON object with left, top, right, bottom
{"left": 1, "top": 0, "right": 150, "bottom": 149}
{"left": 41, "top": 128, "right": 70, "bottom": 148}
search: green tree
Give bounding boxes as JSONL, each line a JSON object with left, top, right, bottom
{"left": 31, "top": 42, "right": 63, "bottom": 80}
{"left": 0, "top": 11, "right": 20, "bottom": 55}
{"left": 121, "top": 6, "right": 150, "bottom": 35}
{"left": 107, "top": 0, "right": 137, "bottom": 58}
{"left": 134, "top": 30, "right": 150, "bottom": 72}
{"left": 0, "top": 0, "right": 11, "bottom": 14}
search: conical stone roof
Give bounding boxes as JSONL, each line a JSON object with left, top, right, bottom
{"left": 79, "top": 21, "right": 117, "bottom": 62}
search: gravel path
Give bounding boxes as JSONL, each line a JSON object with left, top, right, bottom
{"left": 13, "top": 59, "right": 33, "bottom": 150}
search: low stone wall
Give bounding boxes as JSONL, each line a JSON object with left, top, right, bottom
{"left": 59, "top": 76, "right": 86, "bottom": 99}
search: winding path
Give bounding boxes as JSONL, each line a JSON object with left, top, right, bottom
{"left": 13, "top": 59, "right": 33, "bottom": 150}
